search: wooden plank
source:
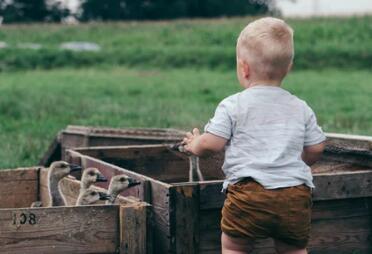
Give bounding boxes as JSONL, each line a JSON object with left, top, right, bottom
{"left": 312, "top": 170, "right": 372, "bottom": 200}
{"left": 74, "top": 145, "right": 225, "bottom": 182}
{"left": 324, "top": 133, "right": 372, "bottom": 167}
{"left": 326, "top": 132, "right": 372, "bottom": 151}
{"left": 59, "top": 126, "right": 185, "bottom": 162}
{"left": 120, "top": 203, "right": 151, "bottom": 254}
{"left": 170, "top": 184, "right": 200, "bottom": 254}
{"left": 198, "top": 209, "right": 220, "bottom": 254}
{"left": 0, "top": 205, "right": 119, "bottom": 254}
{"left": 65, "top": 125, "right": 185, "bottom": 141}
{"left": 0, "top": 168, "right": 39, "bottom": 208}
{"left": 150, "top": 181, "right": 173, "bottom": 253}
{"left": 199, "top": 181, "right": 225, "bottom": 210}
{"left": 309, "top": 198, "right": 372, "bottom": 254}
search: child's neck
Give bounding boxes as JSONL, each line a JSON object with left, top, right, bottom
{"left": 247, "top": 79, "right": 282, "bottom": 88}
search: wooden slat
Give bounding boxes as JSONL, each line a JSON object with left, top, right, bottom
{"left": 64, "top": 125, "right": 185, "bottom": 140}
{"left": 0, "top": 168, "right": 39, "bottom": 208}
{"left": 309, "top": 198, "right": 372, "bottom": 254}
{"left": 150, "top": 181, "right": 173, "bottom": 253}
{"left": 312, "top": 170, "right": 372, "bottom": 200}
{"left": 74, "top": 145, "right": 225, "bottom": 182}
{"left": 199, "top": 181, "right": 224, "bottom": 210}
{"left": 170, "top": 184, "right": 200, "bottom": 254}
{"left": 326, "top": 133, "right": 372, "bottom": 151}
{"left": 0, "top": 205, "right": 119, "bottom": 254}
{"left": 59, "top": 126, "right": 184, "bottom": 161}
{"left": 120, "top": 203, "right": 150, "bottom": 254}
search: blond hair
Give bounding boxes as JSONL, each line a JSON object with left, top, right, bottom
{"left": 237, "top": 17, "right": 294, "bottom": 80}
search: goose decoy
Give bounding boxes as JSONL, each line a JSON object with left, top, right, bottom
{"left": 80, "top": 167, "right": 107, "bottom": 191}
{"left": 48, "top": 161, "right": 82, "bottom": 207}
{"left": 76, "top": 188, "right": 111, "bottom": 206}
{"left": 105, "top": 175, "right": 141, "bottom": 205}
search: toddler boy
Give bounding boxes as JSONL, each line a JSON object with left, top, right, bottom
{"left": 183, "top": 17, "right": 326, "bottom": 254}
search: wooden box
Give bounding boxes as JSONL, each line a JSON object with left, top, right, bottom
{"left": 65, "top": 133, "right": 372, "bottom": 254}
{"left": 40, "top": 125, "right": 185, "bottom": 167}
{"left": 0, "top": 167, "right": 151, "bottom": 254}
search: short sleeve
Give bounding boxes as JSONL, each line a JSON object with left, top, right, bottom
{"left": 204, "top": 96, "right": 235, "bottom": 140}
{"left": 304, "top": 106, "right": 326, "bottom": 146}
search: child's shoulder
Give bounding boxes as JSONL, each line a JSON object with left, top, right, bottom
{"left": 219, "top": 92, "right": 241, "bottom": 107}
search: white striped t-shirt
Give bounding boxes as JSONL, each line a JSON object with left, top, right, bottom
{"left": 204, "top": 85, "right": 326, "bottom": 191}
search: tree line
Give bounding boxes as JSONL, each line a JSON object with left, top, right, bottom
{"left": 0, "top": 0, "right": 273, "bottom": 23}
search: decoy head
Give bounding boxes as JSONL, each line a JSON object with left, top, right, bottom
{"left": 78, "top": 188, "right": 111, "bottom": 205}
{"left": 81, "top": 167, "right": 107, "bottom": 188}
{"left": 49, "top": 161, "right": 82, "bottom": 180}
{"left": 108, "top": 175, "right": 141, "bottom": 194}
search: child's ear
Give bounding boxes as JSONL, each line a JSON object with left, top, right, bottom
{"left": 241, "top": 60, "right": 250, "bottom": 79}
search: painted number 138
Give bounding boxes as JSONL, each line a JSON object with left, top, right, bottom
{"left": 12, "top": 212, "right": 37, "bottom": 225}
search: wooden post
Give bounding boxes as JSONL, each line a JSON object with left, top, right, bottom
{"left": 120, "top": 203, "right": 152, "bottom": 254}
{"left": 170, "top": 183, "right": 200, "bottom": 254}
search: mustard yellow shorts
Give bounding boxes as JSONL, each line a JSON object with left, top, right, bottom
{"left": 221, "top": 178, "right": 312, "bottom": 248}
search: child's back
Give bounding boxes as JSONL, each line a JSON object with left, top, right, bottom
{"left": 209, "top": 86, "right": 324, "bottom": 191}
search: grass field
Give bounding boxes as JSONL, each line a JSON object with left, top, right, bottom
{"left": 0, "top": 15, "right": 371, "bottom": 168}
{"left": 1, "top": 67, "right": 371, "bottom": 168}
{"left": 1, "top": 15, "right": 372, "bottom": 70}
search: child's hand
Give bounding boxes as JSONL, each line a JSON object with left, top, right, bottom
{"left": 182, "top": 128, "right": 201, "bottom": 154}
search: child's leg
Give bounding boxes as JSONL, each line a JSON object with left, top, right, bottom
{"left": 221, "top": 232, "right": 254, "bottom": 254}
{"left": 274, "top": 239, "right": 307, "bottom": 254}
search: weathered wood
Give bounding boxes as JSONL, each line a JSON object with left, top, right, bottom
{"left": 67, "top": 134, "right": 372, "bottom": 254}
{"left": 0, "top": 205, "right": 120, "bottom": 254}
{"left": 199, "top": 181, "right": 224, "bottom": 210}
{"left": 74, "top": 145, "right": 224, "bottom": 183}
{"left": 1, "top": 167, "right": 152, "bottom": 254}
{"left": 0, "top": 168, "right": 39, "bottom": 208}
{"left": 170, "top": 184, "right": 200, "bottom": 254}
{"left": 309, "top": 198, "right": 372, "bottom": 254}
{"left": 326, "top": 132, "right": 372, "bottom": 151}
{"left": 324, "top": 133, "right": 372, "bottom": 167}
{"left": 120, "top": 203, "right": 152, "bottom": 254}
{"left": 55, "top": 125, "right": 185, "bottom": 163}
{"left": 312, "top": 169, "right": 372, "bottom": 200}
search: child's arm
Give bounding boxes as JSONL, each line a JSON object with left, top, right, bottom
{"left": 183, "top": 128, "right": 228, "bottom": 156}
{"left": 302, "top": 142, "right": 325, "bottom": 166}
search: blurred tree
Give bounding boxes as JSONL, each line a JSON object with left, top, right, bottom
{"left": 0, "top": 0, "right": 69, "bottom": 23}
{"left": 46, "top": 1, "right": 70, "bottom": 22}
{"left": 79, "top": 0, "right": 273, "bottom": 21}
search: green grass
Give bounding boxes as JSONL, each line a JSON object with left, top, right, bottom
{"left": 0, "top": 67, "right": 371, "bottom": 168}
{"left": 1, "top": 15, "right": 372, "bottom": 70}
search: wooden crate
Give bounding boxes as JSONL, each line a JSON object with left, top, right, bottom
{"left": 65, "top": 133, "right": 372, "bottom": 254}
{"left": 39, "top": 125, "right": 185, "bottom": 167}
{"left": 0, "top": 167, "right": 151, "bottom": 254}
